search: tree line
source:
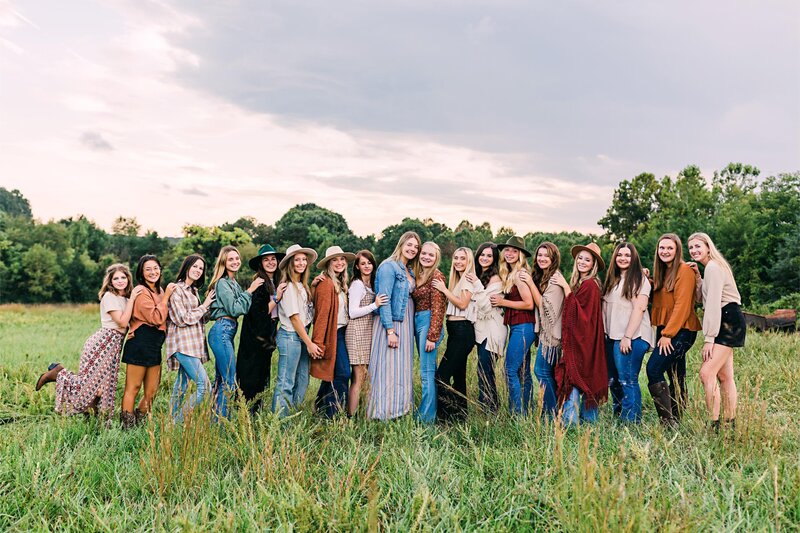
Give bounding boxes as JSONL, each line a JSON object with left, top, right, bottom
{"left": 1, "top": 162, "right": 797, "bottom": 311}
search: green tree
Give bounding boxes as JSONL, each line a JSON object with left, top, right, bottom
{"left": 598, "top": 172, "right": 662, "bottom": 241}
{"left": 20, "top": 244, "right": 61, "bottom": 302}
{"left": 0, "top": 188, "right": 33, "bottom": 218}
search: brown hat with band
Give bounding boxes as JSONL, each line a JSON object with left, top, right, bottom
{"left": 497, "top": 235, "right": 532, "bottom": 258}
{"left": 570, "top": 242, "right": 605, "bottom": 271}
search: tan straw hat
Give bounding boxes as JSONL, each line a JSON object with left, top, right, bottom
{"left": 570, "top": 242, "right": 605, "bottom": 271}
{"left": 317, "top": 245, "right": 356, "bottom": 269}
{"left": 279, "top": 244, "right": 319, "bottom": 270}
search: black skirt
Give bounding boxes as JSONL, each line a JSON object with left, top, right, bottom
{"left": 122, "top": 324, "right": 166, "bottom": 367}
{"left": 715, "top": 302, "right": 746, "bottom": 348}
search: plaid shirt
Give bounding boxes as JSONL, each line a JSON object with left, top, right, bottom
{"left": 166, "top": 281, "right": 210, "bottom": 370}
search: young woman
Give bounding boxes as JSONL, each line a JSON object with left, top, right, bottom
{"left": 311, "top": 246, "right": 355, "bottom": 418}
{"left": 238, "top": 244, "right": 286, "bottom": 414}
{"left": 367, "top": 231, "right": 420, "bottom": 421}
{"left": 207, "top": 245, "right": 263, "bottom": 420}
{"left": 36, "top": 264, "right": 137, "bottom": 423}
{"left": 272, "top": 244, "right": 320, "bottom": 417}
{"left": 120, "top": 255, "right": 169, "bottom": 428}
{"left": 467, "top": 242, "right": 505, "bottom": 412}
{"left": 646, "top": 233, "right": 701, "bottom": 426}
{"left": 165, "top": 254, "right": 216, "bottom": 423}
{"left": 491, "top": 236, "right": 536, "bottom": 416}
{"left": 526, "top": 242, "right": 566, "bottom": 419}
{"left": 601, "top": 242, "right": 653, "bottom": 423}
{"left": 410, "top": 241, "right": 447, "bottom": 424}
{"left": 688, "top": 232, "right": 745, "bottom": 431}
{"left": 345, "top": 250, "right": 388, "bottom": 416}
{"left": 432, "top": 246, "right": 479, "bottom": 422}
{"left": 553, "top": 243, "right": 607, "bottom": 426}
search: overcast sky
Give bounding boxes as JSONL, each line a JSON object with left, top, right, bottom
{"left": 1, "top": 0, "right": 798, "bottom": 238}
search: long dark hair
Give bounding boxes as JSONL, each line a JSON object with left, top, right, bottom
{"left": 255, "top": 260, "right": 279, "bottom": 296}
{"left": 531, "top": 242, "right": 561, "bottom": 292}
{"left": 175, "top": 254, "right": 206, "bottom": 290}
{"left": 135, "top": 254, "right": 163, "bottom": 293}
{"left": 351, "top": 250, "right": 378, "bottom": 289}
{"left": 474, "top": 242, "right": 499, "bottom": 287}
{"left": 603, "top": 242, "right": 644, "bottom": 300}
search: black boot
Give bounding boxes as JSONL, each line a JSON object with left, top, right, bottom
{"left": 120, "top": 410, "right": 136, "bottom": 430}
{"left": 709, "top": 419, "right": 721, "bottom": 433}
{"left": 133, "top": 408, "right": 148, "bottom": 426}
{"left": 649, "top": 382, "right": 677, "bottom": 427}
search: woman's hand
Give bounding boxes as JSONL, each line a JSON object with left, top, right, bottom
{"left": 248, "top": 277, "right": 265, "bottom": 293}
{"left": 518, "top": 270, "right": 531, "bottom": 283}
{"left": 465, "top": 273, "right": 478, "bottom": 284}
{"left": 425, "top": 340, "right": 435, "bottom": 352}
{"left": 387, "top": 332, "right": 399, "bottom": 349}
{"left": 306, "top": 341, "right": 323, "bottom": 359}
{"left": 431, "top": 278, "right": 446, "bottom": 293}
{"left": 374, "top": 294, "right": 389, "bottom": 307}
{"left": 702, "top": 342, "right": 714, "bottom": 362}
{"left": 657, "top": 336, "right": 674, "bottom": 355}
{"left": 686, "top": 262, "right": 700, "bottom": 277}
{"left": 275, "top": 282, "right": 288, "bottom": 302}
{"left": 620, "top": 337, "right": 632, "bottom": 354}
{"left": 550, "top": 271, "right": 568, "bottom": 289}
{"left": 489, "top": 293, "right": 504, "bottom": 307}
{"left": 203, "top": 289, "right": 216, "bottom": 308}
{"left": 130, "top": 286, "right": 146, "bottom": 300}
{"left": 311, "top": 274, "right": 325, "bottom": 288}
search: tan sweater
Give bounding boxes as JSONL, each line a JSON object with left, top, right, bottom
{"left": 535, "top": 279, "right": 565, "bottom": 360}
{"left": 700, "top": 260, "right": 741, "bottom": 344}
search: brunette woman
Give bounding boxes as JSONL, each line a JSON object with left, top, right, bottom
{"left": 432, "top": 246, "right": 479, "bottom": 422}
{"left": 345, "top": 250, "right": 388, "bottom": 416}
{"left": 525, "top": 242, "right": 566, "bottom": 419}
{"left": 367, "top": 231, "right": 420, "bottom": 420}
{"left": 36, "top": 264, "right": 137, "bottom": 423}
{"left": 166, "top": 254, "right": 216, "bottom": 422}
{"left": 238, "top": 244, "right": 286, "bottom": 414}
{"left": 646, "top": 233, "right": 701, "bottom": 426}
{"left": 491, "top": 236, "right": 536, "bottom": 415}
{"left": 410, "top": 241, "right": 447, "bottom": 424}
{"left": 272, "top": 244, "right": 321, "bottom": 417}
{"left": 467, "top": 242, "right": 505, "bottom": 412}
{"left": 601, "top": 243, "right": 653, "bottom": 423}
{"left": 553, "top": 243, "right": 607, "bottom": 426}
{"left": 688, "top": 232, "right": 745, "bottom": 431}
{"left": 311, "top": 246, "right": 356, "bottom": 418}
{"left": 207, "top": 245, "right": 263, "bottom": 419}
{"left": 120, "top": 255, "right": 169, "bottom": 428}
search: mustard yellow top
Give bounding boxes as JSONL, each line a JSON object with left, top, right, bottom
{"left": 650, "top": 262, "right": 701, "bottom": 338}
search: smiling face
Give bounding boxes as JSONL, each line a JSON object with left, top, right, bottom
{"left": 615, "top": 246, "right": 632, "bottom": 272}
{"left": 575, "top": 251, "right": 595, "bottom": 275}
{"left": 357, "top": 255, "right": 374, "bottom": 278}
{"left": 478, "top": 247, "right": 494, "bottom": 269}
{"left": 503, "top": 246, "right": 520, "bottom": 265}
{"left": 330, "top": 255, "right": 348, "bottom": 274}
{"left": 402, "top": 237, "right": 420, "bottom": 262}
{"left": 657, "top": 238, "right": 677, "bottom": 265}
{"left": 261, "top": 254, "right": 278, "bottom": 274}
{"left": 111, "top": 270, "right": 130, "bottom": 293}
{"left": 292, "top": 253, "right": 308, "bottom": 275}
{"left": 142, "top": 260, "right": 161, "bottom": 286}
{"left": 225, "top": 251, "right": 241, "bottom": 274}
{"left": 688, "top": 238, "right": 710, "bottom": 264}
{"left": 452, "top": 250, "right": 468, "bottom": 273}
{"left": 187, "top": 258, "right": 205, "bottom": 283}
{"left": 536, "top": 247, "right": 552, "bottom": 270}
{"left": 419, "top": 244, "right": 437, "bottom": 268}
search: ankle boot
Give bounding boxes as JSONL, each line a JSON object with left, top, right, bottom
{"left": 725, "top": 418, "right": 736, "bottom": 431}
{"left": 120, "top": 410, "right": 136, "bottom": 430}
{"left": 35, "top": 363, "right": 63, "bottom": 391}
{"left": 649, "top": 382, "right": 677, "bottom": 427}
{"left": 134, "top": 408, "right": 148, "bottom": 426}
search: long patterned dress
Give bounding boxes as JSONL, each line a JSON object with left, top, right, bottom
{"left": 367, "top": 279, "right": 415, "bottom": 420}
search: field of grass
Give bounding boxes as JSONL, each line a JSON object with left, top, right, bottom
{"left": 1, "top": 304, "right": 799, "bottom": 531}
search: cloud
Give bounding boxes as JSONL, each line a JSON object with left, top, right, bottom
{"left": 79, "top": 131, "right": 113, "bottom": 151}
{"left": 181, "top": 187, "right": 207, "bottom": 197}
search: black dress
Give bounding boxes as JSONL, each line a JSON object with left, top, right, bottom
{"left": 236, "top": 280, "right": 278, "bottom": 413}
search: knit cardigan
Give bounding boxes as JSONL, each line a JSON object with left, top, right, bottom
{"left": 310, "top": 276, "right": 340, "bottom": 381}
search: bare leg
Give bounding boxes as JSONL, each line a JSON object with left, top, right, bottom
{"left": 716, "top": 347, "right": 737, "bottom": 420}
{"left": 122, "top": 365, "right": 146, "bottom": 413}
{"left": 348, "top": 365, "right": 368, "bottom": 416}
{"left": 699, "top": 345, "right": 733, "bottom": 421}
{"left": 137, "top": 365, "right": 162, "bottom": 414}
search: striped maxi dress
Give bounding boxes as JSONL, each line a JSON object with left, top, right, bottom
{"left": 367, "top": 279, "right": 415, "bottom": 420}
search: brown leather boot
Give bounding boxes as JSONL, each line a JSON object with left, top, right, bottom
{"left": 120, "top": 410, "right": 136, "bottom": 430}
{"left": 649, "top": 382, "right": 677, "bottom": 427}
{"left": 35, "top": 363, "right": 63, "bottom": 391}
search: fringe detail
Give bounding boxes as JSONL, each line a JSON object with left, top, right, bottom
{"left": 541, "top": 344, "right": 562, "bottom": 365}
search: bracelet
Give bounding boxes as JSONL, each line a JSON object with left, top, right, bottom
{"left": 623, "top": 335, "right": 631, "bottom": 340}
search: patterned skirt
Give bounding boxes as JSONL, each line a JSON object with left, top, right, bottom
{"left": 55, "top": 328, "right": 124, "bottom": 418}
{"left": 346, "top": 311, "right": 376, "bottom": 366}
{"left": 366, "top": 299, "right": 415, "bottom": 420}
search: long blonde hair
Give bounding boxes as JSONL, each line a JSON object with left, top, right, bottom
{"left": 653, "top": 233, "right": 683, "bottom": 292}
{"left": 387, "top": 230, "right": 421, "bottom": 279}
{"left": 417, "top": 241, "right": 442, "bottom": 287}
{"left": 280, "top": 252, "right": 312, "bottom": 299}
{"left": 569, "top": 251, "right": 600, "bottom": 291}
{"left": 326, "top": 259, "right": 349, "bottom": 295}
{"left": 688, "top": 232, "right": 739, "bottom": 291}
{"left": 448, "top": 247, "right": 475, "bottom": 292}
{"left": 499, "top": 248, "right": 530, "bottom": 293}
{"left": 208, "top": 245, "right": 241, "bottom": 292}
{"left": 98, "top": 263, "right": 132, "bottom": 300}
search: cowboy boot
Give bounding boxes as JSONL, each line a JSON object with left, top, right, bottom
{"left": 649, "top": 382, "right": 677, "bottom": 427}
{"left": 120, "top": 410, "right": 136, "bottom": 430}
{"left": 35, "top": 363, "right": 63, "bottom": 391}
{"left": 133, "top": 408, "right": 148, "bottom": 426}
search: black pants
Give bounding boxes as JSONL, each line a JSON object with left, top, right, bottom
{"left": 436, "top": 320, "right": 475, "bottom": 422}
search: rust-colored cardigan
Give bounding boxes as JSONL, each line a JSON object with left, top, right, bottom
{"left": 651, "top": 262, "right": 701, "bottom": 338}
{"left": 310, "top": 276, "right": 339, "bottom": 381}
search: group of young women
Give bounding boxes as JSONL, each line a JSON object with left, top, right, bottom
{"left": 34, "top": 230, "right": 746, "bottom": 430}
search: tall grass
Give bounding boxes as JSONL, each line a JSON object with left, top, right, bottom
{"left": 1, "top": 305, "right": 798, "bottom": 531}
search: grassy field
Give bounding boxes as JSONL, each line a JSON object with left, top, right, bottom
{"left": 0, "top": 304, "right": 798, "bottom": 531}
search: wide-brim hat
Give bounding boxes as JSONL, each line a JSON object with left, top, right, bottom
{"left": 317, "top": 245, "right": 356, "bottom": 269}
{"left": 497, "top": 235, "right": 532, "bottom": 257}
{"left": 279, "top": 244, "right": 319, "bottom": 270}
{"left": 570, "top": 242, "right": 606, "bottom": 271}
{"left": 248, "top": 244, "right": 285, "bottom": 270}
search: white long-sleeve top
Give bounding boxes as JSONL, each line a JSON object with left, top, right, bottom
{"left": 348, "top": 279, "right": 378, "bottom": 319}
{"left": 700, "top": 260, "right": 741, "bottom": 344}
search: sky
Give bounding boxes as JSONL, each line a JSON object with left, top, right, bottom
{"left": 1, "top": 0, "right": 798, "bottom": 239}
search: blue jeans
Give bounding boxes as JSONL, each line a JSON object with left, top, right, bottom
{"left": 315, "top": 327, "right": 351, "bottom": 418}
{"left": 208, "top": 318, "right": 238, "bottom": 420}
{"left": 170, "top": 352, "right": 211, "bottom": 423}
{"left": 414, "top": 310, "right": 444, "bottom": 424}
{"left": 606, "top": 337, "right": 649, "bottom": 423}
{"left": 646, "top": 328, "right": 697, "bottom": 385}
{"left": 505, "top": 322, "right": 535, "bottom": 415}
{"left": 272, "top": 328, "right": 310, "bottom": 417}
{"left": 562, "top": 387, "right": 599, "bottom": 426}
{"left": 476, "top": 340, "right": 499, "bottom": 412}
{"left": 533, "top": 344, "right": 559, "bottom": 418}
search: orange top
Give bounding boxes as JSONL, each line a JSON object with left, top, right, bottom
{"left": 650, "top": 262, "right": 701, "bottom": 338}
{"left": 128, "top": 287, "right": 168, "bottom": 338}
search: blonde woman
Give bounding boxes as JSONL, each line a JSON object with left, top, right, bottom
{"left": 367, "top": 231, "right": 420, "bottom": 420}
{"left": 272, "top": 244, "right": 320, "bottom": 417}
{"left": 432, "top": 246, "right": 479, "bottom": 422}
{"left": 491, "top": 236, "right": 535, "bottom": 415}
{"left": 207, "top": 245, "right": 263, "bottom": 419}
{"left": 688, "top": 232, "right": 745, "bottom": 431}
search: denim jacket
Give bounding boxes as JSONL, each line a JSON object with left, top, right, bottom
{"left": 375, "top": 260, "right": 414, "bottom": 330}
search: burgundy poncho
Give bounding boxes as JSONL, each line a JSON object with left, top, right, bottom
{"left": 555, "top": 278, "right": 608, "bottom": 409}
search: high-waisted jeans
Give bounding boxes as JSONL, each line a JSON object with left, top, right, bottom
{"left": 436, "top": 320, "right": 475, "bottom": 422}
{"left": 646, "top": 327, "right": 697, "bottom": 385}
{"left": 272, "top": 328, "right": 310, "bottom": 417}
{"left": 315, "top": 327, "right": 351, "bottom": 418}
{"left": 606, "top": 337, "right": 650, "bottom": 423}
{"left": 414, "top": 310, "right": 444, "bottom": 424}
{"left": 505, "top": 322, "right": 536, "bottom": 415}
{"left": 533, "top": 344, "right": 560, "bottom": 419}
{"left": 208, "top": 318, "right": 238, "bottom": 420}
{"left": 169, "top": 352, "right": 211, "bottom": 423}
{"left": 476, "top": 339, "right": 499, "bottom": 412}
